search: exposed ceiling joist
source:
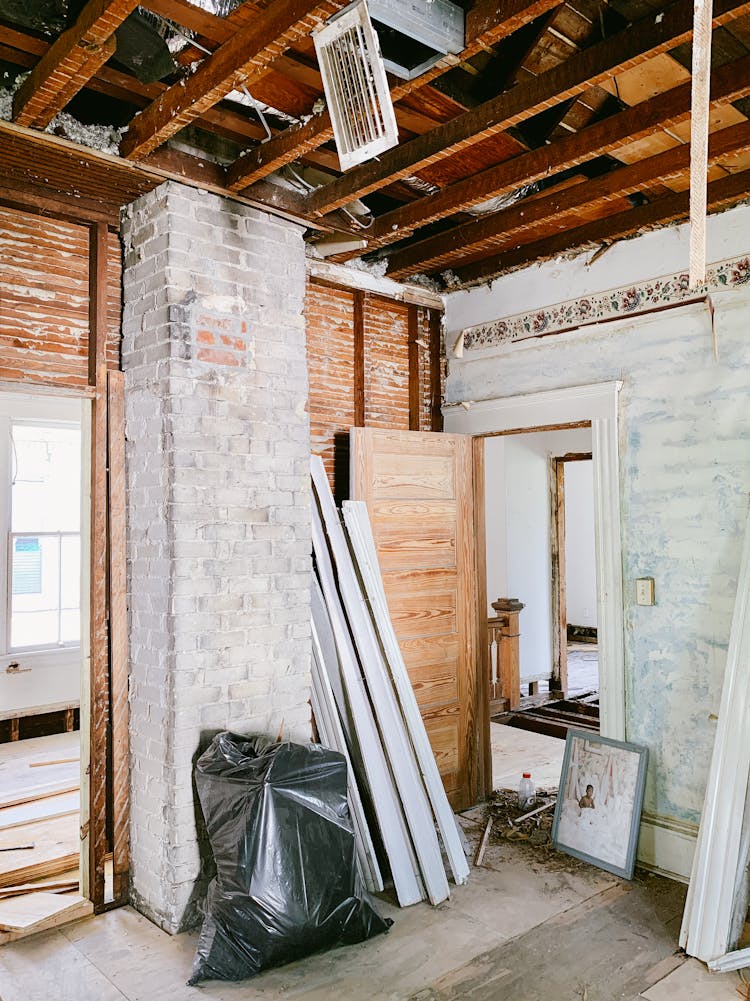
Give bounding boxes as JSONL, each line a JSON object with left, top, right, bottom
{"left": 465, "top": 0, "right": 564, "bottom": 49}
{"left": 304, "top": 0, "right": 750, "bottom": 217}
{"left": 12, "top": 0, "right": 140, "bottom": 128}
{"left": 120, "top": 0, "right": 346, "bottom": 160}
{"left": 363, "top": 54, "right": 750, "bottom": 268}
{"left": 451, "top": 162, "right": 750, "bottom": 287}
{"left": 387, "top": 117, "right": 750, "bottom": 277}
{"left": 226, "top": 0, "right": 562, "bottom": 192}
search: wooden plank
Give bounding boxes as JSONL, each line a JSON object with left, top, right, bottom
{"left": 472, "top": 436, "right": 491, "bottom": 799}
{"left": 387, "top": 105, "right": 750, "bottom": 278}
{"left": 310, "top": 479, "right": 423, "bottom": 907}
{"left": 307, "top": 0, "right": 750, "bottom": 216}
{"left": 0, "top": 878, "right": 79, "bottom": 900}
{"left": 0, "top": 782, "right": 80, "bottom": 812}
{"left": 0, "top": 793, "right": 80, "bottom": 832}
{"left": 88, "top": 222, "right": 109, "bottom": 913}
{"left": 429, "top": 311, "right": 443, "bottom": 433}
{"left": 408, "top": 306, "right": 420, "bottom": 432}
{"left": 0, "top": 892, "right": 88, "bottom": 932}
{"left": 120, "top": 0, "right": 346, "bottom": 159}
{"left": 12, "top": 0, "right": 139, "bottom": 128}
{"left": 0, "top": 897, "right": 92, "bottom": 943}
{"left": 551, "top": 459, "right": 568, "bottom": 697}
{"left": 342, "top": 501, "right": 470, "bottom": 887}
{"left": 0, "top": 816, "right": 80, "bottom": 889}
{"left": 350, "top": 429, "right": 479, "bottom": 811}
{"left": 452, "top": 159, "right": 750, "bottom": 286}
{"left": 312, "top": 457, "right": 450, "bottom": 905}
{"left": 107, "top": 370, "right": 129, "bottom": 905}
{"left": 368, "top": 52, "right": 750, "bottom": 263}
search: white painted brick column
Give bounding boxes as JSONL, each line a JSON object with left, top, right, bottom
{"left": 121, "top": 181, "right": 311, "bottom": 933}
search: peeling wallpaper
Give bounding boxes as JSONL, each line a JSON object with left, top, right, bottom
{"left": 445, "top": 209, "right": 750, "bottom": 828}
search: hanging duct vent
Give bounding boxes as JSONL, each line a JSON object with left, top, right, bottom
{"left": 313, "top": 0, "right": 399, "bottom": 171}
{"left": 369, "top": 0, "right": 465, "bottom": 81}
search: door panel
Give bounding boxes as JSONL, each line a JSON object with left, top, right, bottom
{"left": 351, "top": 428, "right": 479, "bottom": 810}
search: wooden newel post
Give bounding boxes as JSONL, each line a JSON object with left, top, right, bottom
{"left": 488, "top": 598, "right": 524, "bottom": 714}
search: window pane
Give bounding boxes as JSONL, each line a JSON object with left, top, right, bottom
{"left": 10, "top": 535, "right": 61, "bottom": 647}
{"left": 11, "top": 424, "right": 81, "bottom": 533}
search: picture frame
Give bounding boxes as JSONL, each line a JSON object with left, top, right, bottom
{"left": 551, "top": 728, "right": 648, "bottom": 879}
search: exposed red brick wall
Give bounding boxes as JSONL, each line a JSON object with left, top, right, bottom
{"left": 0, "top": 205, "right": 122, "bottom": 389}
{"left": 306, "top": 281, "right": 356, "bottom": 498}
{"left": 306, "top": 278, "right": 443, "bottom": 498}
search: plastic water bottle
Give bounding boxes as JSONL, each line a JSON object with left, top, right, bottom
{"left": 518, "top": 772, "right": 536, "bottom": 810}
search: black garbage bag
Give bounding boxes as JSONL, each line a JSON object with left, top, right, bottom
{"left": 189, "top": 733, "right": 391, "bottom": 985}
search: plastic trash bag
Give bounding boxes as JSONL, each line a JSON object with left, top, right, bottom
{"left": 189, "top": 733, "right": 391, "bottom": 984}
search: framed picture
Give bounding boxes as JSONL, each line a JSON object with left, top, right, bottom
{"left": 552, "top": 729, "right": 648, "bottom": 879}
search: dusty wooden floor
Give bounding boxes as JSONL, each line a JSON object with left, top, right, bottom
{"left": 0, "top": 811, "right": 741, "bottom": 1001}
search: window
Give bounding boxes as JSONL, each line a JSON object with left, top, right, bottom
{"left": 6, "top": 421, "right": 82, "bottom": 652}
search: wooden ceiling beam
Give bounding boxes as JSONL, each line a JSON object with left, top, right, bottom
{"left": 304, "top": 0, "right": 750, "bottom": 217}
{"left": 226, "top": 0, "right": 560, "bottom": 192}
{"left": 12, "top": 0, "right": 140, "bottom": 128}
{"left": 387, "top": 118, "right": 750, "bottom": 277}
{"left": 120, "top": 0, "right": 345, "bottom": 160}
{"left": 465, "top": 0, "right": 564, "bottom": 49}
{"left": 450, "top": 162, "right": 750, "bottom": 287}
{"left": 373, "top": 54, "right": 750, "bottom": 270}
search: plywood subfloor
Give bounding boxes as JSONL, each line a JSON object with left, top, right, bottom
{"left": 0, "top": 828, "right": 740, "bottom": 1001}
{"left": 491, "top": 721, "right": 564, "bottom": 791}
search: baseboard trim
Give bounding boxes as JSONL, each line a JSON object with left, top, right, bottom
{"left": 637, "top": 811, "right": 698, "bottom": 883}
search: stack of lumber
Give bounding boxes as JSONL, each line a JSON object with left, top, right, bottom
{"left": 311, "top": 456, "right": 470, "bottom": 907}
{"left": 0, "top": 735, "right": 81, "bottom": 893}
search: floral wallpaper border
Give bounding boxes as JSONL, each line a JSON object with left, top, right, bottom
{"left": 462, "top": 255, "right": 750, "bottom": 352}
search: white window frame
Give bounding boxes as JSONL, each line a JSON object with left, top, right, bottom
{"left": 0, "top": 393, "right": 82, "bottom": 674}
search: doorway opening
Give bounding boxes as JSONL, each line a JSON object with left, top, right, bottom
{"left": 481, "top": 425, "right": 600, "bottom": 790}
{"left": 551, "top": 452, "right": 599, "bottom": 703}
{"left": 0, "top": 391, "right": 91, "bottom": 932}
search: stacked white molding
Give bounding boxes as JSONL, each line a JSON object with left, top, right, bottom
{"left": 311, "top": 456, "right": 470, "bottom": 906}
{"left": 121, "top": 180, "right": 311, "bottom": 934}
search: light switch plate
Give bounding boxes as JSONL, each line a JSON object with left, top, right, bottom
{"left": 635, "top": 578, "right": 655, "bottom": 606}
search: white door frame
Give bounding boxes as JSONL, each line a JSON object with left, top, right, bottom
{"left": 444, "top": 381, "right": 625, "bottom": 740}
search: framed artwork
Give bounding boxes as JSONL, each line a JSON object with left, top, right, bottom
{"left": 552, "top": 729, "right": 648, "bottom": 879}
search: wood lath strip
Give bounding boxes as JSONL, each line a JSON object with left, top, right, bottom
{"left": 348, "top": 52, "right": 750, "bottom": 264}
{"left": 226, "top": 0, "right": 561, "bottom": 192}
{"left": 13, "top": 0, "right": 140, "bottom": 128}
{"left": 305, "top": 0, "right": 750, "bottom": 217}
{"left": 120, "top": 0, "right": 346, "bottom": 160}
{"left": 451, "top": 161, "right": 750, "bottom": 287}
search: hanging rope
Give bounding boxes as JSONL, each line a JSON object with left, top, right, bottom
{"left": 689, "top": 0, "right": 714, "bottom": 289}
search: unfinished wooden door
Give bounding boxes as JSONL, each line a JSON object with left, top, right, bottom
{"left": 350, "top": 428, "right": 482, "bottom": 810}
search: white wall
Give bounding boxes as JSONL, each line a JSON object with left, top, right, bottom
{"left": 565, "top": 459, "right": 597, "bottom": 629}
{"left": 485, "top": 428, "right": 592, "bottom": 682}
{"left": 445, "top": 199, "right": 750, "bottom": 848}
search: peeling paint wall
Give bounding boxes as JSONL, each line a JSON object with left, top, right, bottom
{"left": 445, "top": 202, "right": 750, "bottom": 832}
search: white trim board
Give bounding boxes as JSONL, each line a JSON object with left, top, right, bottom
{"left": 310, "top": 485, "right": 423, "bottom": 907}
{"left": 307, "top": 259, "right": 444, "bottom": 310}
{"left": 637, "top": 812, "right": 698, "bottom": 884}
{"left": 680, "top": 506, "right": 750, "bottom": 962}
{"left": 444, "top": 381, "right": 626, "bottom": 742}
{"left": 312, "top": 457, "right": 450, "bottom": 905}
